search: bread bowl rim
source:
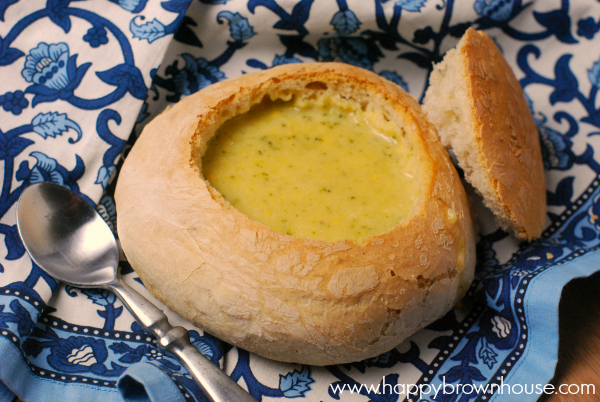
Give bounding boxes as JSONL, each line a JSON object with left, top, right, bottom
{"left": 196, "top": 68, "right": 434, "bottom": 245}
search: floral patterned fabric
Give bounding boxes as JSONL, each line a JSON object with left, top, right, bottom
{"left": 1, "top": 0, "right": 600, "bottom": 401}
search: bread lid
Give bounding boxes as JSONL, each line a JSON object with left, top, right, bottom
{"left": 423, "top": 28, "right": 546, "bottom": 241}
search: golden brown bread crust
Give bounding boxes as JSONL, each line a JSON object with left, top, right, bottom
{"left": 115, "top": 62, "right": 476, "bottom": 365}
{"left": 463, "top": 29, "right": 546, "bottom": 240}
{"left": 425, "top": 28, "right": 546, "bottom": 240}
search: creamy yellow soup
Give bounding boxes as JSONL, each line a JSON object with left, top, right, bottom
{"left": 202, "top": 93, "right": 422, "bottom": 243}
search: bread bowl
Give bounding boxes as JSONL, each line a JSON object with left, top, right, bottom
{"left": 115, "top": 62, "right": 476, "bottom": 365}
{"left": 423, "top": 28, "right": 546, "bottom": 240}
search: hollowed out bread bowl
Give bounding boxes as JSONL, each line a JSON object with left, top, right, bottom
{"left": 115, "top": 62, "right": 476, "bottom": 365}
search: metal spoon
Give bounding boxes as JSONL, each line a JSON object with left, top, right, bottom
{"left": 16, "top": 182, "right": 256, "bottom": 402}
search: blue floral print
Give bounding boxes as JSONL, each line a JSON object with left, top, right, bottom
{"left": 0, "top": 91, "right": 28, "bottom": 115}
{"left": 330, "top": 9, "right": 360, "bottom": 36}
{"left": 110, "top": 0, "right": 148, "bottom": 13}
{"left": 577, "top": 17, "right": 600, "bottom": 39}
{"left": 22, "top": 43, "right": 70, "bottom": 90}
{"left": 474, "top": 0, "right": 514, "bottom": 22}
{"left": 83, "top": 27, "right": 109, "bottom": 48}
{"left": 166, "top": 54, "right": 225, "bottom": 100}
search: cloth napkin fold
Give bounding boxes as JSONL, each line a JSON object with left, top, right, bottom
{"left": 117, "top": 362, "right": 186, "bottom": 402}
{"left": 1, "top": 0, "right": 600, "bottom": 401}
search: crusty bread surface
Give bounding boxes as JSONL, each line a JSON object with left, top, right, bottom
{"left": 115, "top": 62, "right": 476, "bottom": 365}
{"left": 423, "top": 28, "right": 546, "bottom": 240}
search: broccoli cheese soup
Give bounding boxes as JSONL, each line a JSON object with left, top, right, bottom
{"left": 202, "top": 93, "right": 424, "bottom": 243}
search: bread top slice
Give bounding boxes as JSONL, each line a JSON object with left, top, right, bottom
{"left": 423, "top": 28, "right": 546, "bottom": 241}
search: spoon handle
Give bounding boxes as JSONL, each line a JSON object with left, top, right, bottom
{"left": 110, "top": 279, "right": 257, "bottom": 402}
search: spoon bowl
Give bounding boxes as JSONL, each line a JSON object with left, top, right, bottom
{"left": 17, "top": 183, "right": 118, "bottom": 287}
{"left": 16, "top": 182, "right": 256, "bottom": 402}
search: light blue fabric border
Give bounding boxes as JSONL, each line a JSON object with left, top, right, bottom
{"left": 0, "top": 336, "right": 123, "bottom": 402}
{"left": 490, "top": 249, "right": 600, "bottom": 402}
{"left": 117, "top": 362, "right": 186, "bottom": 402}
{"left": 0, "top": 379, "right": 15, "bottom": 402}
